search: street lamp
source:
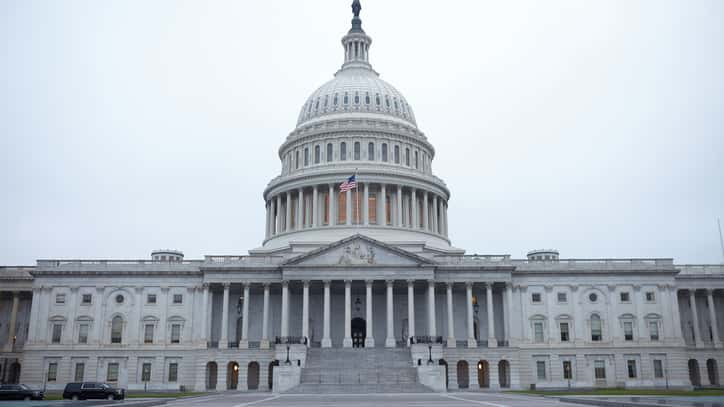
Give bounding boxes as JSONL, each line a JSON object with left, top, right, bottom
{"left": 427, "top": 344, "right": 433, "bottom": 365}
{"left": 285, "top": 345, "right": 291, "bottom": 366}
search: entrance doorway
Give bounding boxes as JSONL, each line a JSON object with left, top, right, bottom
{"left": 247, "top": 362, "right": 260, "bottom": 390}
{"left": 227, "top": 362, "right": 239, "bottom": 390}
{"left": 351, "top": 317, "right": 366, "bottom": 348}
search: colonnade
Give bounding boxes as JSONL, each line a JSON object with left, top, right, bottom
{"left": 681, "top": 288, "right": 723, "bottom": 348}
{"left": 264, "top": 183, "right": 449, "bottom": 239}
{"left": 2, "top": 291, "right": 21, "bottom": 352}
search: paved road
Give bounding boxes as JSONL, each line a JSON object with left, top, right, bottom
{"left": 164, "top": 392, "right": 588, "bottom": 407}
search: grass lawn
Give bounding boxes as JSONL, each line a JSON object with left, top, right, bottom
{"left": 509, "top": 388, "right": 724, "bottom": 397}
{"left": 42, "top": 391, "right": 207, "bottom": 401}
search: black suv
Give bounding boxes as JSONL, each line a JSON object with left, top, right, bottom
{"left": 62, "top": 382, "right": 126, "bottom": 400}
{"left": 0, "top": 384, "right": 44, "bottom": 400}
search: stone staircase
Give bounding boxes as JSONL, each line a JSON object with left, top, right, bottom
{"left": 289, "top": 347, "right": 432, "bottom": 393}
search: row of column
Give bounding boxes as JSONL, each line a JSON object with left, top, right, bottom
{"left": 2, "top": 292, "right": 21, "bottom": 352}
{"left": 209, "top": 281, "right": 504, "bottom": 349}
{"left": 264, "top": 183, "right": 449, "bottom": 238}
{"left": 684, "top": 289, "right": 722, "bottom": 348}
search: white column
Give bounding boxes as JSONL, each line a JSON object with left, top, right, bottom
{"left": 265, "top": 202, "right": 270, "bottom": 238}
{"left": 444, "top": 203, "right": 449, "bottom": 236}
{"left": 427, "top": 280, "right": 437, "bottom": 337}
{"left": 261, "top": 284, "right": 270, "bottom": 349}
{"left": 670, "top": 286, "right": 683, "bottom": 339}
{"left": 5, "top": 292, "right": 19, "bottom": 351}
{"left": 466, "top": 282, "right": 477, "bottom": 347}
{"left": 275, "top": 195, "right": 282, "bottom": 234}
{"left": 707, "top": 289, "right": 721, "bottom": 347}
{"left": 328, "top": 184, "right": 335, "bottom": 226}
{"left": 346, "top": 188, "right": 352, "bottom": 225}
{"left": 423, "top": 191, "right": 429, "bottom": 231}
{"left": 343, "top": 280, "right": 353, "bottom": 347}
{"left": 297, "top": 188, "right": 304, "bottom": 230}
{"left": 363, "top": 183, "right": 369, "bottom": 226}
{"left": 487, "top": 283, "right": 497, "bottom": 347}
{"left": 27, "top": 288, "right": 40, "bottom": 344}
{"left": 365, "top": 280, "right": 375, "bottom": 347}
{"left": 386, "top": 280, "right": 396, "bottom": 347}
{"left": 240, "top": 283, "right": 250, "bottom": 348}
{"left": 201, "top": 284, "right": 209, "bottom": 346}
{"left": 407, "top": 280, "right": 415, "bottom": 345}
{"left": 322, "top": 281, "right": 332, "bottom": 348}
{"left": 446, "top": 283, "right": 456, "bottom": 347}
{"left": 285, "top": 191, "right": 292, "bottom": 231}
{"left": 281, "top": 281, "right": 289, "bottom": 338}
{"left": 690, "top": 290, "right": 702, "bottom": 347}
{"left": 380, "top": 184, "right": 387, "bottom": 225}
{"left": 411, "top": 188, "right": 418, "bottom": 229}
{"left": 302, "top": 281, "right": 310, "bottom": 345}
{"left": 396, "top": 185, "right": 403, "bottom": 227}
{"left": 433, "top": 195, "right": 439, "bottom": 233}
{"left": 220, "top": 283, "right": 230, "bottom": 349}
{"left": 506, "top": 283, "right": 514, "bottom": 345}
{"left": 312, "top": 185, "right": 319, "bottom": 227}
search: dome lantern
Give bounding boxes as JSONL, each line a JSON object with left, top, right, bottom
{"left": 341, "top": 0, "right": 373, "bottom": 71}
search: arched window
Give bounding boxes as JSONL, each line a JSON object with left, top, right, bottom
{"left": 381, "top": 143, "right": 388, "bottom": 162}
{"left": 354, "top": 142, "right": 360, "bottom": 160}
{"left": 405, "top": 148, "right": 410, "bottom": 166}
{"left": 414, "top": 151, "right": 419, "bottom": 169}
{"left": 295, "top": 151, "right": 299, "bottom": 170}
{"left": 334, "top": 93, "right": 339, "bottom": 107}
{"left": 368, "top": 143, "right": 375, "bottom": 161}
{"left": 326, "top": 143, "right": 333, "bottom": 162}
{"left": 375, "top": 94, "right": 381, "bottom": 107}
{"left": 111, "top": 316, "right": 123, "bottom": 344}
{"left": 591, "top": 314, "right": 602, "bottom": 341}
{"left": 354, "top": 92, "right": 360, "bottom": 104}
{"left": 324, "top": 95, "right": 329, "bottom": 109}
{"left": 304, "top": 148, "right": 309, "bottom": 166}
{"left": 365, "top": 92, "right": 370, "bottom": 105}
{"left": 344, "top": 92, "right": 349, "bottom": 105}
{"left": 394, "top": 146, "right": 400, "bottom": 164}
{"left": 340, "top": 142, "right": 347, "bottom": 161}
{"left": 314, "top": 145, "right": 320, "bottom": 164}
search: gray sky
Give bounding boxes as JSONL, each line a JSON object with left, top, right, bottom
{"left": 2, "top": 0, "right": 723, "bottom": 265}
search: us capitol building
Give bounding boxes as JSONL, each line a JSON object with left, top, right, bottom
{"left": 2, "top": 1, "right": 723, "bottom": 393}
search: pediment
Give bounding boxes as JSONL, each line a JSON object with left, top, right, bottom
{"left": 284, "top": 234, "right": 435, "bottom": 267}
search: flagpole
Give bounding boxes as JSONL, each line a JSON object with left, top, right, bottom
{"left": 355, "top": 168, "right": 360, "bottom": 226}
{"left": 718, "top": 217, "right": 724, "bottom": 264}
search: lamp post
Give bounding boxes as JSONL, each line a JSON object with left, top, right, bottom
{"left": 285, "top": 345, "right": 291, "bottom": 366}
{"left": 427, "top": 344, "right": 433, "bottom": 365}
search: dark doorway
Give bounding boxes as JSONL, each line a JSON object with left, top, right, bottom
{"left": 351, "top": 317, "right": 366, "bottom": 348}
{"left": 457, "top": 360, "right": 469, "bottom": 389}
{"left": 206, "top": 362, "right": 217, "bottom": 390}
{"left": 8, "top": 362, "right": 21, "bottom": 384}
{"left": 227, "top": 362, "right": 239, "bottom": 390}
{"left": 499, "top": 360, "right": 511, "bottom": 388}
{"left": 477, "top": 360, "right": 489, "bottom": 388}
{"left": 268, "top": 360, "right": 279, "bottom": 390}
{"left": 707, "top": 359, "right": 719, "bottom": 386}
{"left": 439, "top": 359, "right": 449, "bottom": 389}
{"left": 689, "top": 359, "right": 701, "bottom": 387}
{"left": 247, "top": 362, "right": 260, "bottom": 390}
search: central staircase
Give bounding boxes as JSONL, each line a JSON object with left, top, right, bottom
{"left": 290, "top": 347, "right": 432, "bottom": 393}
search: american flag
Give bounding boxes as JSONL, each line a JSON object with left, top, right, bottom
{"left": 339, "top": 175, "right": 357, "bottom": 192}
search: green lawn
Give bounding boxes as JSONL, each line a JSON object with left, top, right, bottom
{"left": 42, "top": 391, "right": 207, "bottom": 401}
{"left": 509, "top": 388, "right": 724, "bottom": 397}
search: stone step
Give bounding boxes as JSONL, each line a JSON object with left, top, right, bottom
{"left": 288, "top": 383, "right": 433, "bottom": 394}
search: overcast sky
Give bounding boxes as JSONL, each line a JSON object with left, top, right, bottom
{"left": 2, "top": 0, "right": 723, "bottom": 265}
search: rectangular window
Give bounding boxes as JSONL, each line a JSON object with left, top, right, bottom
{"left": 315, "top": 145, "right": 320, "bottom": 164}
{"left": 369, "top": 194, "right": 377, "bottom": 224}
{"left": 173, "top": 294, "right": 183, "bottom": 304}
{"left": 55, "top": 294, "right": 65, "bottom": 304}
{"left": 47, "top": 363, "right": 58, "bottom": 382}
{"left": 368, "top": 143, "right": 375, "bottom": 161}
{"left": 624, "top": 321, "right": 634, "bottom": 341}
{"left": 168, "top": 363, "right": 178, "bottom": 382}
{"left": 52, "top": 324, "right": 62, "bottom": 344}
{"left": 147, "top": 294, "right": 157, "bottom": 304}
{"left": 354, "top": 142, "right": 360, "bottom": 160}
{"left": 107, "top": 363, "right": 119, "bottom": 382}
{"left": 144, "top": 324, "right": 154, "bottom": 344}
{"left": 405, "top": 148, "right": 410, "bottom": 166}
{"left": 560, "top": 322, "right": 570, "bottom": 342}
{"left": 649, "top": 321, "right": 660, "bottom": 341}
{"left": 78, "top": 324, "right": 89, "bottom": 344}
{"left": 627, "top": 360, "right": 637, "bottom": 378}
{"left": 653, "top": 360, "right": 664, "bottom": 378}
{"left": 557, "top": 292, "right": 567, "bottom": 303}
{"left": 591, "top": 318, "right": 602, "bottom": 341}
{"left": 594, "top": 360, "right": 606, "bottom": 380}
{"left": 646, "top": 291, "right": 656, "bottom": 302}
{"left": 620, "top": 292, "right": 630, "bottom": 302}
{"left": 536, "top": 361, "right": 546, "bottom": 380}
{"left": 74, "top": 363, "right": 85, "bottom": 382}
{"left": 341, "top": 142, "right": 347, "bottom": 161}
{"left": 381, "top": 144, "right": 388, "bottom": 162}
{"left": 563, "top": 361, "right": 573, "bottom": 380}
{"left": 81, "top": 294, "right": 92, "bottom": 305}
{"left": 534, "top": 322, "right": 544, "bottom": 343}
{"left": 171, "top": 324, "right": 181, "bottom": 344}
{"left": 141, "top": 363, "right": 152, "bottom": 382}
{"left": 304, "top": 148, "right": 309, "bottom": 166}
{"left": 531, "top": 293, "right": 542, "bottom": 303}
{"left": 394, "top": 145, "right": 400, "bottom": 164}
{"left": 326, "top": 144, "right": 333, "bottom": 162}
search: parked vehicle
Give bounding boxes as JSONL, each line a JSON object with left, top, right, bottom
{"left": 62, "top": 382, "right": 126, "bottom": 400}
{"left": 0, "top": 384, "right": 44, "bottom": 400}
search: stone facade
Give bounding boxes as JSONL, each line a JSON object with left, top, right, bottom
{"left": 2, "top": 1, "right": 723, "bottom": 393}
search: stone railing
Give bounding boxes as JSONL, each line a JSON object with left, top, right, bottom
{"left": 275, "top": 336, "right": 307, "bottom": 345}
{"left": 37, "top": 259, "right": 203, "bottom": 266}
{"left": 433, "top": 255, "right": 511, "bottom": 264}
{"left": 203, "top": 256, "right": 285, "bottom": 266}
{"left": 678, "top": 265, "right": 724, "bottom": 275}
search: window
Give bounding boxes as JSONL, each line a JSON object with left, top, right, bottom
{"left": 557, "top": 292, "right": 567, "bottom": 303}
{"left": 144, "top": 324, "right": 154, "bottom": 344}
{"left": 340, "top": 142, "right": 347, "bottom": 161}
{"left": 171, "top": 324, "right": 181, "bottom": 344}
{"left": 78, "top": 324, "right": 89, "bottom": 344}
{"left": 563, "top": 361, "right": 573, "bottom": 380}
{"left": 531, "top": 293, "right": 542, "bottom": 303}
{"left": 376, "top": 94, "right": 381, "bottom": 106}
{"left": 627, "top": 360, "right": 637, "bottom": 378}
{"left": 394, "top": 145, "right": 400, "bottom": 164}
{"left": 653, "top": 360, "right": 664, "bottom": 378}
{"left": 589, "top": 293, "right": 598, "bottom": 302}
{"left": 74, "top": 363, "right": 85, "bottom": 382}
{"left": 47, "top": 363, "right": 58, "bottom": 382}
{"left": 369, "top": 194, "right": 377, "bottom": 224}
{"left": 147, "top": 294, "right": 157, "bottom": 304}
{"left": 344, "top": 92, "right": 349, "bottom": 105}
{"left": 405, "top": 148, "right": 410, "bottom": 166}
{"left": 304, "top": 147, "right": 309, "bottom": 166}
{"left": 338, "top": 192, "right": 347, "bottom": 224}
{"left": 107, "top": 363, "right": 119, "bottom": 382}
{"left": 414, "top": 151, "right": 419, "bottom": 169}
{"left": 594, "top": 360, "right": 606, "bottom": 380}
{"left": 645, "top": 291, "right": 656, "bottom": 302}
{"left": 536, "top": 361, "right": 546, "bottom": 380}
{"left": 381, "top": 143, "right": 388, "bottom": 162}
{"left": 115, "top": 294, "right": 124, "bottom": 304}
{"left": 141, "top": 363, "right": 152, "bottom": 382}
{"left": 534, "top": 322, "right": 544, "bottom": 343}
{"left": 52, "top": 324, "right": 62, "bottom": 343}
{"left": 295, "top": 151, "right": 299, "bottom": 169}
{"left": 365, "top": 92, "right": 370, "bottom": 105}
{"left": 624, "top": 321, "right": 634, "bottom": 341}
{"left": 55, "top": 294, "right": 65, "bottom": 304}
{"left": 620, "top": 292, "right": 630, "bottom": 302}
{"left": 168, "top": 363, "right": 178, "bottom": 382}
{"left": 333, "top": 93, "right": 338, "bottom": 107}
{"left": 314, "top": 145, "right": 320, "bottom": 164}
{"left": 368, "top": 142, "right": 375, "bottom": 161}
{"left": 591, "top": 315, "right": 602, "bottom": 341}
{"left": 354, "top": 142, "right": 360, "bottom": 160}
{"left": 649, "top": 321, "right": 660, "bottom": 341}
{"left": 560, "top": 322, "right": 570, "bottom": 342}
{"left": 354, "top": 92, "right": 360, "bottom": 104}
{"left": 111, "top": 316, "right": 123, "bottom": 344}
{"left": 173, "top": 294, "right": 183, "bottom": 304}
{"left": 81, "top": 294, "right": 92, "bottom": 305}
{"left": 327, "top": 143, "right": 333, "bottom": 162}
